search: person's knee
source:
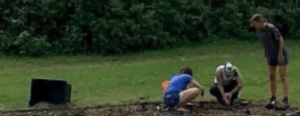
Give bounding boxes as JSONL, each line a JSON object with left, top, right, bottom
{"left": 186, "top": 88, "right": 200, "bottom": 100}
{"left": 191, "top": 87, "right": 200, "bottom": 94}
{"left": 269, "top": 75, "right": 276, "bottom": 81}
{"left": 279, "top": 74, "right": 287, "bottom": 82}
{"left": 209, "top": 88, "right": 213, "bottom": 94}
{"left": 180, "top": 87, "right": 200, "bottom": 98}
{"left": 280, "top": 77, "right": 286, "bottom": 82}
{"left": 209, "top": 87, "right": 216, "bottom": 96}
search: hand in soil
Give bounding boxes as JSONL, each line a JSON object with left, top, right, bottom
{"left": 224, "top": 93, "right": 232, "bottom": 100}
{"left": 223, "top": 96, "right": 230, "bottom": 105}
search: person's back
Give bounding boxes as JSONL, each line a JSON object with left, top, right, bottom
{"left": 165, "top": 74, "right": 192, "bottom": 94}
{"left": 256, "top": 23, "right": 288, "bottom": 63}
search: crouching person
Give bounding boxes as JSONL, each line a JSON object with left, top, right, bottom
{"left": 163, "top": 66, "right": 204, "bottom": 112}
{"left": 210, "top": 62, "right": 243, "bottom": 106}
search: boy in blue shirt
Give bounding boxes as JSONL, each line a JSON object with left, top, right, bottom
{"left": 163, "top": 66, "right": 204, "bottom": 112}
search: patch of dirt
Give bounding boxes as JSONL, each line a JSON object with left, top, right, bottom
{"left": 0, "top": 101, "right": 299, "bottom": 116}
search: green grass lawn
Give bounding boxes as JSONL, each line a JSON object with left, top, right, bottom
{"left": 0, "top": 39, "right": 300, "bottom": 110}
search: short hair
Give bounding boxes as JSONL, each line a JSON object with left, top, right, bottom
{"left": 179, "top": 66, "right": 193, "bottom": 76}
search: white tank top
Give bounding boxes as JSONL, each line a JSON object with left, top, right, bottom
{"left": 214, "top": 65, "right": 237, "bottom": 85}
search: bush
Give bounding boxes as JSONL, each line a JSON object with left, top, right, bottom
{"left": 1, "top": 31, "right": 50, "bottom": 56}
{"left": 0, "top": 0, "right": 299, "bottom": 56}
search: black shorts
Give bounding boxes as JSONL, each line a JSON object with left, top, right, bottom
{"left": 209, "top": 81, "right": 239, "bottom": 105}
{"left": 266, "top": 51, "right": 289, "bottom": 66}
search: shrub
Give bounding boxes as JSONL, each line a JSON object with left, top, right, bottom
{"left": 0, "top": 0, "right": 299, "bottom": 56}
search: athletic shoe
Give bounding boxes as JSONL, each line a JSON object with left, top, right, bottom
{"left": 175, "top": 107, "right": 190, "bottom": 113}
{"left": 275, "top": 100, "right": 289, "bottom": 110}
{"left": 265, "top": 98, "right": 276, "bottom": 109}
{"left": 185, "top": 102, "right": 194, "bottom": 107}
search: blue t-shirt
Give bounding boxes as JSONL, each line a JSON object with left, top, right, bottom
{"left": 164, "top": 73, "right": 192, "bottom": 94}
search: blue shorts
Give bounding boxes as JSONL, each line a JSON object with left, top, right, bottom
{"left": 163, "top": 91, "right": 180, "bottom": 109}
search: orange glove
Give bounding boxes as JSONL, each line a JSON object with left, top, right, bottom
{"left": 162, "top": 79, "right": 169, "bottom": 91}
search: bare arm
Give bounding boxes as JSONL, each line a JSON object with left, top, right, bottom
{"left": 190, "top": 78, "right": 204, "bottom": 90}
{"left": 229, "top": 67, "right": 244, "bottom": 95}
{"left": 216, "top": 70, "right": 225, "bottom": 96}
{"left": 277, "top": 36, "right": 285, "bottom": 65}
{"left": 278, "top": 37, "right": 285, "bottom": 55}
{"left": 216, "top": 69, "right": 231, "bottom": 104}
{"left": 189, "top": 77, "right": 205, "bottom": 96}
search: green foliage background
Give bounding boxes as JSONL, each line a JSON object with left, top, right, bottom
{"left": 0, "top": 0, "right": 299, "bottom": 56}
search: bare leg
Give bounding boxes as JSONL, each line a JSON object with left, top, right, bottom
{"left": 179, "top": 87, "right": 200, "bottom": 105}
{"left": 279, "top": 65, "right": 289, "bottom": 98}
{"left": 269, "top": 65, "right": 277, "bottom": 97}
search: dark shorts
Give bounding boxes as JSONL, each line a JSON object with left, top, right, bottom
{"left": 209, "top": 81, "right": 239, "bottom": 105}
{"left": 163, "top": 91, "right": 180, "bottom": 109}
{"left": 266, "top": 51, "right": 289, "bottom": 66}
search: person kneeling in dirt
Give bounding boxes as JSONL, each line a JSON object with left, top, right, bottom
{"left": 163, "top": 66, "right": 204, "bottom": 112}
{"left": 209, "top": 62, "right": 244, "bottom": 106}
